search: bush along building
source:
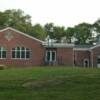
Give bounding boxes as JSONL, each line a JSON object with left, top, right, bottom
{"left": 0, "top": 27, "right": 100, "bottom": 67}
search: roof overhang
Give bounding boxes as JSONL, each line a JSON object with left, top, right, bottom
{"left": 73, "top": 48, "right": 90, "bottom": 51}
{"left": 90, "top": 44, "right": 100, "bottom": 50}
{"left": 42, "top": 42, "right": 74, "bottom": 48}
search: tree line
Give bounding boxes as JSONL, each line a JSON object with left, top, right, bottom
{"left": 0, "top": 9, "right": 100, "bottom": 45}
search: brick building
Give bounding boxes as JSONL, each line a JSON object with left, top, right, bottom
{"left": 0, "top": 27, "right": 100, "bottom": 67}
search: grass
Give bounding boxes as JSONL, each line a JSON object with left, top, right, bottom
{"left": 0, "top": 67, "right": 100, "bottom": 100}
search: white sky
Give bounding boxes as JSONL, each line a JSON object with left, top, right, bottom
{"left": 0, "top": 0, "right": 100, "bottom": 27}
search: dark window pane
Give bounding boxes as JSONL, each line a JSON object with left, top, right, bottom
{"left": 21, "top": 51, "right": 25, "bottom": 58}
{"left": 2, "top": 51, "right": 6, "bottom": 58}
{"left": 47, "top": 51, "right": 50, "bottom": 61}
{"left": 0, "top": 51, "right": 1, "bottom": 58}
{"left": 97, "top": 58, "right": 100, "bottom": 63}
{"left": 26, "top": 51, "right": 30, "bottom": 58}
{"left": 16, "top": 51, "right": 20, "bottom": 58}
{"left": 52, "top": 52, "right": 56, "bottom": 61}
{"left": 22, "top": 47, "right": 25, "bottom": 50}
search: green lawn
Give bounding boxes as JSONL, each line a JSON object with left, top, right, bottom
{"left": 0, "top": 67, "right": 100, "bottom": 100}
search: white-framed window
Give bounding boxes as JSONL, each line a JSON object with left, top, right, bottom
{"left": 0, "top": 47, "right": 6, "bottom": 59}
{"left": 12, "top": 47, "right": 31, "bottom": 59}
{"left": 45, "top": 50, "right": 56, "bottom": 62}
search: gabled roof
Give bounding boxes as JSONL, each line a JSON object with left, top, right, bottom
{"left": 0, "top": 27, "right": 44, "bottom": 43}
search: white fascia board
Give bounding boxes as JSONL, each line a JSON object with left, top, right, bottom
{"left": 73, "top": 48, "right": 90, "bottom": 51}
{"left": 42, "top": 42, "right": 74, "bottom": 48}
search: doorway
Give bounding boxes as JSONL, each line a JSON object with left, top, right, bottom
{"left": 83, "top": 59, "right": 89, "bottom": 67}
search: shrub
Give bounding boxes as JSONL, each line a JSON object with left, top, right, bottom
{"left": 0, "top": 65, "right": 6, "bottom": 70}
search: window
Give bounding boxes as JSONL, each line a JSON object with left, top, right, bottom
{"left": 46, "top": 50, "right": 56, "bottom": 62}
{"left": 52, "top": 51, "right": 56, "bottom": 61}
{"left": 21, "top": 47, "right": 25, "bottom": 58}
{"left": 97, "top": 58, "right": 100, "bottom": 63}
{"left": 12, "top": 47, "right": 31, "bottom": 59}
{"left": 47, "top": 51, "right": 50, "bottom": 61}
{"left": 0, "top": 47, "right": 6, "bottom": 59}
{"left": 26, "top": 49, "right": 30, "bottom": 58}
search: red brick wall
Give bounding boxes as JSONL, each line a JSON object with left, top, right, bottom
{"left": 57, "top": 48, "right": 73, "bottom": 66}
{"left": 0, "top": 29, "right": 45, "bottom": 67}
{"left": 74, "top": 50, "right": 90, "bottom": 67}
{"left": 91, "top": 47, "right": 100, "bottom": 67}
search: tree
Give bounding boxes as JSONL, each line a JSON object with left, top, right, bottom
{"left": 32, "top": 24, "right": 46, "bottom": 40}
{"left": 44, "top": 23, "right": 54, "bottom": 38}
{"left": 53, "top": 26, "right": 65, "bottom": 41}
{"left": 0, "top": 9, "right": 46, "bottom": 40}
{"left": 0, "top": 9, "right": 97, "bottom": 43}
{"left": 0, "top": 9, "right": 34, "bottom": 35}
{"left": 65, "top": 27, "right": 75, "bottom": 43}
{"left": 44, "top": 23, "right": 65, "bottom": 41}
{"left": 93, "top": 19, "right": 100, "bottom": 33}
{"left": 74, "top": 23, "right": 92, "bottom": 44}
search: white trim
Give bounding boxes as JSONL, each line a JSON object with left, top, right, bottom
{"left": 0, "top": 27, "right": 44, "bottom": 43}
{"left": 43, "top": 43, "right": 74, "bottom": 48}
{"left": 73, "top": 48, "right": 90, "bottom": 51}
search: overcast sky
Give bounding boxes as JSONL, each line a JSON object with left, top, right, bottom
{"left": 0, "top": 0, "right": 100, "bottom": 27}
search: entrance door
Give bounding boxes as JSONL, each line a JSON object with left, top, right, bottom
{"left": 84, "top": 59, "right": 89, "bottom": 67}
{"left": 45, "top": 50, "right": 56, "bottom": 65}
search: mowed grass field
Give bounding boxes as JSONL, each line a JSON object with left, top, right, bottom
{"left": 0, "top": 67, "right": 100, "bottom": 100}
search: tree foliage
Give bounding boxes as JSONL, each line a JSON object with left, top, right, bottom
{"left": 65, "top": 27, "right": 75, "bottom": 43}
{"left": 74, "top": 23, "right": 92, "bottom": 44}
{"left": 32, "top": 24, "right": 46, "bottom": 40}
{"left": 0, "top": 9, "right": 100, "bottom": 44}
{"left": 0, "top": 9, "right": 46, "bottom": 40}
{"left": 44, "top": 23, "right": 54, "bottom": 38}
{"left": 53, "top": 26, "right": 65, "bottom": 41}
